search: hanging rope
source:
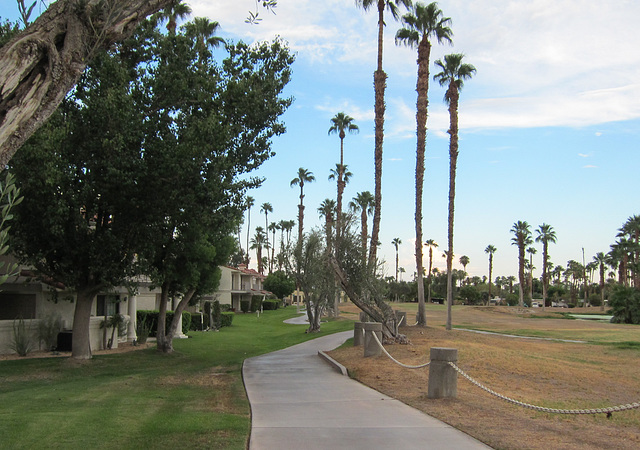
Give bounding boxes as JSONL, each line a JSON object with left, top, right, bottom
{"left": 449, "top": 362, "right": 640, "bottom": 415}
{"left": 371, "top": 331, "right": 430, "bottom": 369}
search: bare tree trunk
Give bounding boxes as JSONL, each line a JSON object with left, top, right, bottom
{"left": 0, "top": 0, "right": 174, "bottom": 166}
{"left": 72, "top": 284, "right": 102, "bottom": 360}
{"left": 156, "top": 282, "right": 170, "bottom": 352}
{"left": 159, "top": 287, "right": 196, "bottom": 354}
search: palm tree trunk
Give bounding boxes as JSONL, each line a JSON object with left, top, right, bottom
{"left": 445, "top": 81, "right": 459, "bottom": 331}
{"left": 369, "top": 3, "right": 387, "bottom": 269}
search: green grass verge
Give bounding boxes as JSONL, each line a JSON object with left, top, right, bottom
{"left": 0, "top": 308, "right": 353, "bottom": 449}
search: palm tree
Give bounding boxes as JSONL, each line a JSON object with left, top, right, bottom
{"left": 392, "top": 238, "right": 402, "bottom": 282}
{"left": 356, "top": 0, "right": 412, "bottom": 268}
{"left": 328, "top": 113, "right": 359, "bottom": 233}
{"left": 260, "top": 202, "right": 273, "bottom": 271}
{"left": 154, "top": 0, "right": 192, "bottom": 35}
{"left": 535, "top": 223, "right": 556, "bottom": 309}
{"left": 183, "top": 17, "right": 225, "bottom": 61}
{"left": 268, "top": 222, "right": 278, "bottom": 274}
{"left": 527, "top": 246, "right": 537, "bottom": 299}
{"left": 318, "top": 199, "right": 336, "bottom": 252}
{"left": 290, "top": 168, "right": 315, "bottom": 243}
{"left": 425, "top": 239, "right": 438, "bottom": 304}
{"left": 433, "top": 53, "right": 476, "bottom": 330}
{"left": 244, "top": 196, "right": 255, "bottom": 265}
{"left": 459, "top": 255, "right": 470, "bottom": 272}
{"left": 349, "top": 191, "right": 375, "bottom": 259}
{"left": 484, "top": 245, "right": 497, "bottom": 300}
{"left": 511, "top": 220, "right": 532, "bottom": 307}
{"left": 250, "top": 226, "right": 267, "bottom": 274}
{"left": 618, "top": 215, "right": 640, "bottom": 289}
{"left": 396, "top": 1, "right": 452, "bottom": 327}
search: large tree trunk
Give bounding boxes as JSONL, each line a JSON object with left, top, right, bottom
{"left": 445, "top": 81, "right": 459, "bottom": 331}
{"left": 0, "top": 0, "right": 174, "bottom": 166}
{"left": 159, "top": 287, "right": 196, "bottom": 354}
{"left": 368, "top": 3, "right": 387, "bottom": 268}
{"left": 414, "top": 38, "right": 431, "bottom": 327}
{"left": 71, "top": 284, "right": 102, "bottom": 360}
{"left": 156, "top": 282, "right": 170, "bottom": 352}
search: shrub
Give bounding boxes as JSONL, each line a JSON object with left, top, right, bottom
{"left": 136, "top": 316, "right": 150, "bottom": 344}
{"left": 10, "top": 317, "right": 33, "bottom": 356}
{"left": 36, "top": 313, "right": 63, "bottom": 351}
{"left": 212, "top": 300, "right": 222, "bottom": 329}
{"left": 136, "top": 310, "right": 191, "bottom": 337}
{"left": 221, "top": 312, "right": 234, "bottom": 327}
{"left": 589, "top": 293, "right": 602, "bottom": 307}
{"left": 250, "top": 296, "right": 263, "bottom": 312}
{"left": 505, "top": 293, "right": 519, "bottom": 306}
{"left": 240, "top": 300, "right": 250, "bottom": 313}
{"left": 609, "top": 286, "right": 640, "bottom": 324}
{"left": 262, "top": 299, "right": 280, "bottom": 310}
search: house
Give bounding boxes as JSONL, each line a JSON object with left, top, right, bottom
{"left": 0, "top": 257, "right": 270, "bottom": 355}
{"left": 212, "top": 264, "right": 268, "bottom": 311}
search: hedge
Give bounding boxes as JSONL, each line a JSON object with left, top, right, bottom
{"left": 137, "top": 310, "right": 191, "bottom": 337}
{"left": 262, "top": 299, "right": 280, "bottom": 310}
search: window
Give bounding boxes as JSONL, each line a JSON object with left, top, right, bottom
{"left": 96, "top": 295, "right": 120, "bottom": 316}
{"left": 0, "top": 293, "right": 36, "bottom": 320}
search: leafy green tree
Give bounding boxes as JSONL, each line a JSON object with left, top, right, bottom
{"left": 328, "top": 112, "right": 358, "bottom": 233}
{"left": 396, "top": 1, "right": 452, "bottom": 327}
{"left": 433, "top": 52, "right": 476, "bottom": 330}
{"left": 356, "top": 0, "right": 411, "bottom": 268}
{"left": 511, "top": 221, "right": 532, "bottom": 307}
{"left": 10, "top": 48, "right": 146, "bottom": 360}
{"left": 263, "top": 270, "right": 295, "bottom": 301}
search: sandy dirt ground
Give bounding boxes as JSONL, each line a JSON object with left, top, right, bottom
{"left": 328, "top": 304, "right": 640, "bottom": 450}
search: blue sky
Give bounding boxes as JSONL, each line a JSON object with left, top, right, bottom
{"left": 3, "top": 0, "right": 640, "bottom": 280}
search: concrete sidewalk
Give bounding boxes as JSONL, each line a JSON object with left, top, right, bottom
{"left": 243, "top": 330, "right": 491, "bottom": 449}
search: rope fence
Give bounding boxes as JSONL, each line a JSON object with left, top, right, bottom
{"left": 448, "top": 361, "right": 640, "bottom": 416}
{"left": 364, "top": 325, "right": 640, "bottom": 416}
{"left": 371, "top": 332, "right": 430, "bottom": 369}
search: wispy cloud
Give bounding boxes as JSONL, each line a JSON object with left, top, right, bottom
{"left": 583, "top": 165, "right": 598, "bottom": 169}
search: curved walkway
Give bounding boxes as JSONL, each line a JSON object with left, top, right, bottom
{"left": 243, "top": 328, "right": 491, "bottom": 449}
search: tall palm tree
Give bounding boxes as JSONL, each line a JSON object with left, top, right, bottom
{"left": 290, "top": 168, "right": 315, "bottom": 244}
{"left": 396, "top": 1, "right": 452, "bottom": 327}
{"left": 356, "top": 0, "right": 412, "bottom": 268}
{"left": 535, "top": 223, "right": 556, "bottom": 309}
{"left": 250, "top": 226, "right": 267, "bottom": 275}
{"left": 244, "top": 196, "right": 255, "bottom": 265}
{"left": 484, "top": 245, "right": 497, "bottom": 300}
{"left": 183, "top": 17, "right": 225, "bottom": 61}
{"left": 433, "top": 53, "right": 476, "bottom": 330}
{"left": 328, "top": 113, "right": 359, "bottom": 233}
{"left": 349, "top": 191, "right": 375, "bottom": 260}
{"left": 459, "top": 255, "right": 469, "bottom": 272}
{"left": 510, "top": 220, "right": 532, "bottom": 307}
{"left": 425, "top": 239, "right": 438, "bottom": 304}
{"left": 328, "top": 164, "right": 353, "bottom": 195}
{"left": 618, "top": 215, "right": 640, "bottom": 289}
{"left": 154, "top": 0, "right": 192, "bottom": 35}
{"left": 260, "top": 202, "right": 273, "bottom": 271}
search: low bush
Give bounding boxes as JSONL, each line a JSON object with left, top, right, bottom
{"left": 137, "top": 310, "right": 191, "bottom": 337}
{"left": 221, "top": 312, "right": 234, "bottom": 327}
{"left": 250, "top": 296, "right": 263, "bottom": 312}
{"left": 240, "top": 300, "right": 250, "bottom": 313}
{"left": 10, "top": 317, "right": 33, "bottom": 356}
{"left": 36, "top": 313, "right": 63, "bottom": 351}
{"left": 262, "top": 299, "right": 280, "bottom": 310}
{"left": 609, "top": 286, "right": 640, "bottom": 324}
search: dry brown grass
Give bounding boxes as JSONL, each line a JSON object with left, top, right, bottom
{"left": 329, "top": 304, "right": 640, "bottom": 450}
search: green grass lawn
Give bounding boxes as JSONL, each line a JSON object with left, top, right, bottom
{"left": 0, "top": 308, "right": 353, "bottom": 450}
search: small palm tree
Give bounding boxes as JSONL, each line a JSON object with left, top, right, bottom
{"left": 527, "top": 246, "right": 537, "bottom": 299}
{"left": 356, "top": 0, "right": 412, "bottom": 267}
{"left": 424, "top": 239, "right": 438, "bottom": 303}
{"left": 434, "top": 53, "right": 476, "bottom": 330}
{"left": 392, "top": 238, "right": 402, "bottom": 282}
{"left": 290, "top": 168, "right": 315, "bottom": 243}
{"left": 593, "top": 252, "right": 607, "bottom": 311}
{"left": 535, "top": 224, "right": 556, "bottom": 309}
{"left": 261, "top": 202, "right": 273, "bottom": 247}
{"left": 183, "top": 17, "right": 225, "bottom": 61}
{"left": 250, "top": 226, "right": 268, "bottom": 274}
{"left": 511, "top": 221, "right": 532, "bottom": 307}
{"left": 154, "top": 0, "right": 192, "bottom": 35}
{"left": 484, "top": 245, "right": 497, "bottom": 300}
{"left": 318, "top": 199, "right": 336, "bottom": 252}
{"left": 349, "top": 191, "right": 375, "bottom": 259}
{"left": 328, "top": 113, "right": 359, "bottom": 233}
{"left": 268, "top": 222, "right": 278, "bottom": 273}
